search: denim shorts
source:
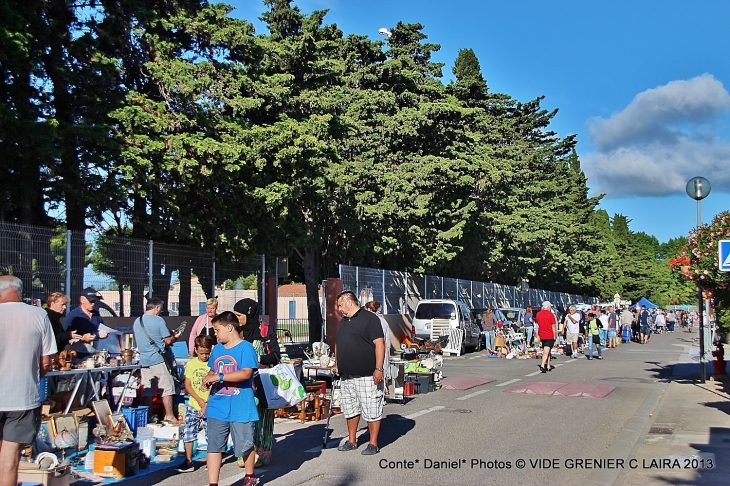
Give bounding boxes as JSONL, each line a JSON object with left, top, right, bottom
{"left": 206, "top": 418, "right": 254, "bottom": 457}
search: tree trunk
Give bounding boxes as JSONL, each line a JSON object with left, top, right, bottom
{"left": 303, "top": 243, "right": 323, "bottom": 344}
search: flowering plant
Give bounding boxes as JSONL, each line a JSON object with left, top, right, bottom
{"left": 677, "top": 211, "right": 730, "bottom": 288}
{"left": 678, "top": 211, "right": 730, "bottom": 332}
{"left": 668, "top": 256, "right": 691, "bottom": 272}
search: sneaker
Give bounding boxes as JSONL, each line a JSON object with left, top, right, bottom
{"left": 361, "top": 444, "right": 380, "bottom": 455}
{"left": 243, "top": 475, "right": 260, "bottom": 486}
{"left": 337, "top": 440, "right": 357, "bottom": 452}
{"left": 176, "top": 461, "right": 195, "bottom": 473}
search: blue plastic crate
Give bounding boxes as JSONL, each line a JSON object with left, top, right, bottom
{"left": 121, "top": 406, "right": 149, "bottom": 435}
{"left": 39, "top": 377, "right": 49, "bottom": 402}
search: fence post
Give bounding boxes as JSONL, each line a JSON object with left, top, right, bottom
{"left": 404, "top": 272, "right": 408, "bottom": 315}
{"left": 260, "top": 255, "right": 266, "bottom": 316}
{"left": 65, "top": 230, "right": 72, "bottom": 295}
{"left": 211, "top": 255, "right": 216, "bottom": 297}
{"left": 382, "top": 269, "right": 386, "bottom": 313}
{"left": 148, "top": 240, "right": 153, "bottom": 298}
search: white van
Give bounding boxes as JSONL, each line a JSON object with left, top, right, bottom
{"left": 412, "top": 299, "right": 481, "bottom": 353}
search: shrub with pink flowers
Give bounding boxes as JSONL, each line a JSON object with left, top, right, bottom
{"left": 676, "top": 211, "right": 730, "bottom": 332}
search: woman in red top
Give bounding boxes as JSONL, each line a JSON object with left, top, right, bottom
{"left": 535, "top": 301, "right": 557, "bottom": 373}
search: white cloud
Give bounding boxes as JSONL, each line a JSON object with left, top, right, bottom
{"left": 583, "top": 74, "right": 730, "bottom": 196}
{"left": 583, "top": 141, "right": 730, "bottom": 196}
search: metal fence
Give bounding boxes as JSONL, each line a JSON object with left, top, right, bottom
{"left": 339, "top": 264, "right": 598, "bottom": 314}
{"left": 0, "top": 221, "right": 262, "bottom": 316}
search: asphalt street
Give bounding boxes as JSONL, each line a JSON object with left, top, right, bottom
{"left": 116, "top": 329, "right": 724, "bottom": 486}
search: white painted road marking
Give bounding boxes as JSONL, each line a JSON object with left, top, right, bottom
{"left": 496, "top": 378, "right": 521, "bottom": 387}
{"left": 456, "top": 390, "right": 490, "bottom": 401}
{"left": 400, "top": 406, "right": 445, "bottom": 420}
{"left": 525, "top": 371, "right": 542, "bottom": 376}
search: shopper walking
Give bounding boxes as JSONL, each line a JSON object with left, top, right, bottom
{"left": 536, "top": 301, "right": 557, "bottom": 373}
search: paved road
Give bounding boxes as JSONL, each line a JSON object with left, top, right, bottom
{"left": 119, "top": 330, "right": 723, "bottom": 486}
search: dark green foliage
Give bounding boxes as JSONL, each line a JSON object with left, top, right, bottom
{"left": 1, "top": 0, "right": 693, "bottom": 325}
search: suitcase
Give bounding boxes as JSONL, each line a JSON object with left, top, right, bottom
{"left": 563, "top": 344, "right": 573, "bottom": 357}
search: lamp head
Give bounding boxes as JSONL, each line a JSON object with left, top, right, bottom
{"left": 686, "top": 176, "right": 711, "bottom": 201}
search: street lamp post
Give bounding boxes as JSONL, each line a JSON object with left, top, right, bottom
{"left": 686, "top": 176, "right": 711, "bottom": 383}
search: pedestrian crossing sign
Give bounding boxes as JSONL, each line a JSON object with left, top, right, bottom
{"left": 720, "top": 240, "right": 730, "bottom": 272}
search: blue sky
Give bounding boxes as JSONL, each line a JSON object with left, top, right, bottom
{"left": 228, "top": 0, "right": 730, "bottom": 243}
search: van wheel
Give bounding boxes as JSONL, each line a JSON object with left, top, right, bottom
{"left": 474, "top": 339, "right": 482, "bottom": 352}
{"left": 460, "top": 341, "right": 466, "bottom": 356}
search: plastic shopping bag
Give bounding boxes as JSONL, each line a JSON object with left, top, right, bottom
{"left": 257, "top": 363, "right": 306, "bottom": 409}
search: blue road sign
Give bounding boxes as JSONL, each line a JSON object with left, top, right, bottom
{"left": 719, "top": 240, "right": 730, "bottom": 272}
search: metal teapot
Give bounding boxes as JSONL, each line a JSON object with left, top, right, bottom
{"left": 121, "top": 348, "right": 135, "bottom": 364}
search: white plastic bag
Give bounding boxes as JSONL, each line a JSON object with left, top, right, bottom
{"left": 258, "top": 363, "right": 306, "bottom": 409}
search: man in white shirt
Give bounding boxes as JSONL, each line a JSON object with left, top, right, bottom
{"left": 0, "top": 276, "right": 57, "bottom": 486}
{"left": 666, "top": 310, "right": 677, "bottom": 332}
{"left": 564, "top": 306, "right": 582, "bottom": 358}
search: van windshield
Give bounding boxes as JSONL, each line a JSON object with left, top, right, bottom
{"left": 415, "top": 303, "right": 455, "bottom": 319}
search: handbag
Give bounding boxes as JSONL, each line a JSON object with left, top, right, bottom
{"left": 256, "top": 363, "right": 306, "bottom": 409}
{"left": 139, "top": 316, "right": 182, "bottom": 384}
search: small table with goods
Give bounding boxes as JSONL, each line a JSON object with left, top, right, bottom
{"left": 44, "top": 361, "right": 141, "bottom": 414}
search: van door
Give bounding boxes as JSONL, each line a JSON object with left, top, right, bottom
{"left": 459, "top": 303, "right": 475, "bottom": 347}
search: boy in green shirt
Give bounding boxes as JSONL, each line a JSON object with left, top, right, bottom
{"left": 586, "top": 313, "right": 603, "bottom": 360}
{"left": 177, "top": 335, "right": 214, "bottom": 473}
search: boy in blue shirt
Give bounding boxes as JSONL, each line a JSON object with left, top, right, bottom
{"left": 202, "top": 311, "right": 259, "bottom": 486}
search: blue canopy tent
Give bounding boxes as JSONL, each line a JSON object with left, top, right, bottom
{"left": 632, "top": 297, "right": 659, "bottom": 309}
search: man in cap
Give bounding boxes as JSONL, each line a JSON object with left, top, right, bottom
{"left": 536, "top": 301, "right": 557, "bottom": 373}
{"left": 65, "top": 287, "right": 109, "bottom": 359}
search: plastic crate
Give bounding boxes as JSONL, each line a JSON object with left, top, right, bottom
{"left": 121, "top": 406, "right": 149, "bottom": 435}
{"left": 112, "top": 387, "right": 136, "bottom": 407}
{"left": 40, "top": 377, "right": 49, "bottom": 402}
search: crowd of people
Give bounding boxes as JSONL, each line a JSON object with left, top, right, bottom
{"left": 478, "top": 300, "right": 701, "bottom": 374}
{"left": 498, "top": 302, "right": 698, "bottom": 368}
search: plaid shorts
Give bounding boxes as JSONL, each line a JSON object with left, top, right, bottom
{"left": 181, "top": 404, "right": 207, "bottom": 443}
{"left": 339, "top": 374, "right": 384, "bottom": 422}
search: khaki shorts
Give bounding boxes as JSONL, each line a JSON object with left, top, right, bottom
{"left": 566, "top": 331, "right": 579, "bottom": 343}
{"left": 141, "top": 362, "right": 176, "bottom": 398}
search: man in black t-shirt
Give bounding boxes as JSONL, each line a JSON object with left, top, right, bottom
{"left": 333, "top": 290, "right": 385, "bottom": 455}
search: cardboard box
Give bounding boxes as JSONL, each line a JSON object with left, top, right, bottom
{"left": 93, "top": 448, "right": 126, "bottom": 479}
{"left": 17, "top": 465, "right": 70, "bottom": 486}
{"left": 150, "top": 424, "right": 182, "bottom": 440}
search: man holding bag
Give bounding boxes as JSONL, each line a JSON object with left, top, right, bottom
{"left": 133, "top": 297, "right": 181, "bottom": 424}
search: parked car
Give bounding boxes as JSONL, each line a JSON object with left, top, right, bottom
{"left": 412, "top": 299, "right": 481, "bottom": 354}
